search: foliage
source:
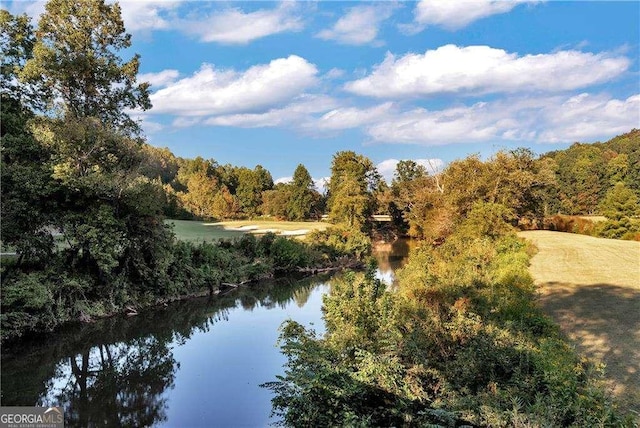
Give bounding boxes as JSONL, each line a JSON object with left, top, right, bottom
{"left": 308, "top": 226, "right": 372, "bottom": 260}
{"left": 288, "top": 164, "right": 320, "bottom": 220}
{"left": 261, "top": 164, "right": 322, "bottom": 221}
{"left": 327, "top": 151, "right": 380, "bottom": 230}
{"left": 599, "top": 182, "right": 639, "bottom": 221}
{"left": 542, "top": 129, "right": 640, "bottom": 215}
{"left": 266, "top": 207, "right": 631, "bottom": 426}
{"left": 22, "top": 0, "right": 150, "bottom": 131}
{"left": 386, "top": 150, "right": 555, "bottom": 240}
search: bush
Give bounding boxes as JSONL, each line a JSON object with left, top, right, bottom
{"left": 544, "top": 215, "right": 597, "bottom": 235}
{"left": 269, "top": 237, "right": 311, "bottom": 271}
{"left": 308, "top": 226, "right": 371, "bottom": 259}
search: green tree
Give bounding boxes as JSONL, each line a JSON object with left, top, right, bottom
{"left": 175, "top": 157, "right": 220, "bottom": 218}
{"left": 262, "top": 184, "right": 292, "bottom": 220}
{"left": 22, "top": 0, "right": 150, "bottom": 132}
{"left": 287, "top": 164, "right": 319, "bottom": 220}
{"left": 236, "top": 165, "right": 273, "bottom": 217}
{"left": 14, "top": 0, "right": 171, "bottom": 289}
{"left": 392, "top": 160, "right": 427, "bottom": 185}
{"left": 599, "top": 182, "right": 639, "bottom": 221}
{"left": 327, "top": 151, "right": 379, "bottom": 230}
{"left": 1, "top": 10, "right": 47, "bottom": 109}
{"left": 0, "top": 15, "right": 55, "bottom": 263}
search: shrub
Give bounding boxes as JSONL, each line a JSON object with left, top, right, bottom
{"left": 308, "top": 226, "right": 371, "bottom": 259}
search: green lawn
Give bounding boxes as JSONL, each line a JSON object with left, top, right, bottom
{"left": 165, "top": 219, "right": 328, "bottom": 242}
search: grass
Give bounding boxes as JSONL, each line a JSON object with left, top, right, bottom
{"left": 166, "top": 219, "right": 328, "bottom": 242}
{"left": 518, "top": 230, "right": 640, "bottom": 416}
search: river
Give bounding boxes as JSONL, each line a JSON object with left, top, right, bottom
{"left": 0, "top": 240, "right": 411, "bottom": 427}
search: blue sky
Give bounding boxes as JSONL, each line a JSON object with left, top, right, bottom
{"left": 8, "top": 1, "right": 640, "bottom": 184}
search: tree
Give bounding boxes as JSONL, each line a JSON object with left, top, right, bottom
{"left": 236, "top": 165, "right": 273, "bottom": 217}
{"left": 1, "top": 10, "right": 47, "bottom": 109}
{"left": 13, "top": 0, "right": 171, "bottom": 290}
{"left": 327, "top": 151, "right": 380, "bottom": 230}
{"left": 392, "top": 160, "right": 427, "bottom": 185}
{"left": 287, "top": 164, "right": 319, "bottom": 220}
{"left": 599, "top": 182, "right": 639, "bottom": 221}
{"left": 1, "top": 10, "right": 56, "bottom": 264}
{"left": 22, "top": 0, "right": 150, "bottom": 132}
{"left": 262, "top": 184, "right": 292, "bottom": 220}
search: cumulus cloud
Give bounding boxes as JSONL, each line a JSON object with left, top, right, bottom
{"left": 274, "top": 176, "right": 329, "bottom": 193}
{"left": 129, "top": 112, "right": 165, "bottom": 135}
{"left": 275, "top": 176, "right": 293, "bottom": 185}
{"left": 316, "top": 4, "right": 395, "bottom": 45}
{"left": 405, "top": 0, "right": 538, "bottom": 32}
{"left": 138, "top": 69, "right": 180, "bottom": 89}
{"left": 204, "top": 95, "right": 338, "bottom": 128}
{"left": 118, "top": 1, "right": 182, "bottom": 32}
{"left": 316, "top": 103, "right": 395, "bottom": 130}
{"left": 537, "top": 93, "right": 640, "bottom": 143}
{"left": 181, "top": 2, "right": 303, "bottom": 44}
{"left": 360, "top": 93, "right": 639, "bottom": 145}
{"left": 376, "top": 158, "right": 444, "bottom": 183}
{"left": 7, "top": 0, "right": 181, "bottom": 34}
{"left": 313, "top": 177, "right": 330, "bottom": 193}
{"left": 345, "top": 45, "right": 630, "bottom": 98}
{"left": 149, "top": 56, "right": 319, "bottom": 117}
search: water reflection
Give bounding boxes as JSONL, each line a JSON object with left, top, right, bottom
{"left": 1, "top": 243, "right": 412, "bottom": 427}
{"left": 1, "top": 275, "right": 328, "bottom": 427}
{"left": 372, "top": 238, "right": 414, "bottom": 285}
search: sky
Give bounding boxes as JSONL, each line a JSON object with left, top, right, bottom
{"left": 6, "top": 0, "right": 640, "bottom": 185}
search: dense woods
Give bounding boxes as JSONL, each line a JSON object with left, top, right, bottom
{"left": 1, "top": 1, "right": 638, "bottom": 426}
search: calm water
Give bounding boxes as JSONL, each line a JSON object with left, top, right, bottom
{"left": 1, "top": 241, "right": 410, "bottom": 427}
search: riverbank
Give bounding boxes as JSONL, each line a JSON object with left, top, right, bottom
{"left": 1, "top": 226, "right": 371, "bottom": 343}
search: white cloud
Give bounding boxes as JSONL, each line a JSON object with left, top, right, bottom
{"left": 130, "top": 112, "right": 165, "bottom": 135}
{"left": 313, "top": 177, "right": 330, "bottom": 193}
{"left": 316, "top": 4, "right": 394, "bottom": 45}
{"left": 275, "top": 176, "right": 293, "bottom": 185}
{"left": 366, "top": 103, "right": 503, "bottom": 144}
{"left": 323, "top": 68, "right": 346, "bottom": 80}
{"left": 316, "top": 103, "right": 395, "bottom": 130}
{"left": 118, "top": 1, "right": 182, "bottom": 32}
{"left": 275, "top": 176, "right": 329, "bottom": 193}
{"left": 149, "top": 56, "right": 319, "bottom": 117}
{"left": 172, "top": 117, "right": 202, "bottom": 128}
{"left": 182, "top": 3, "right": 303, "bottom": 44}
{"left": 204, "top": 95, "right": 338, "bottom": 128}
{"left": 537, "top": 93, "right": 640, "bottom": 143}
{"left": 405, "top": 0, "right": 538, "bottom": 32}
{"left": 377, "top": 158, "right": 444, "bottom": 183}
{"left": 345, "top": 45, "right": 630, "bottom": 98}
{"left": 138, "top": 69, "right": 180, "bottom": 89}
{"left": 360, "top": 93, "right": 640, "bottom": 145}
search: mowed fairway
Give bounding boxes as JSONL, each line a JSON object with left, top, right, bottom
{"left": 166, "top": 219, "right": 328, "bottom": 242}
{"left": 519, "top": 231, "right": 640, "bottom": 415}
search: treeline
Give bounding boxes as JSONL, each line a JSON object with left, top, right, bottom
{"left": 377, "top": 134, "right": 639, "bottom": 241}
{"left": 138, "top": 147, "right": 324, "bottom": 221}
{"left": 139, "top": 130, "right": 640, "bottom": 239}
{"left": 543, "top": 129, "right": 640, "bottom": 215}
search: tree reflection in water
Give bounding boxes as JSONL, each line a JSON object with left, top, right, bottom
{"left": 1, "top": 274, "right": 325, "bottom": 427}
